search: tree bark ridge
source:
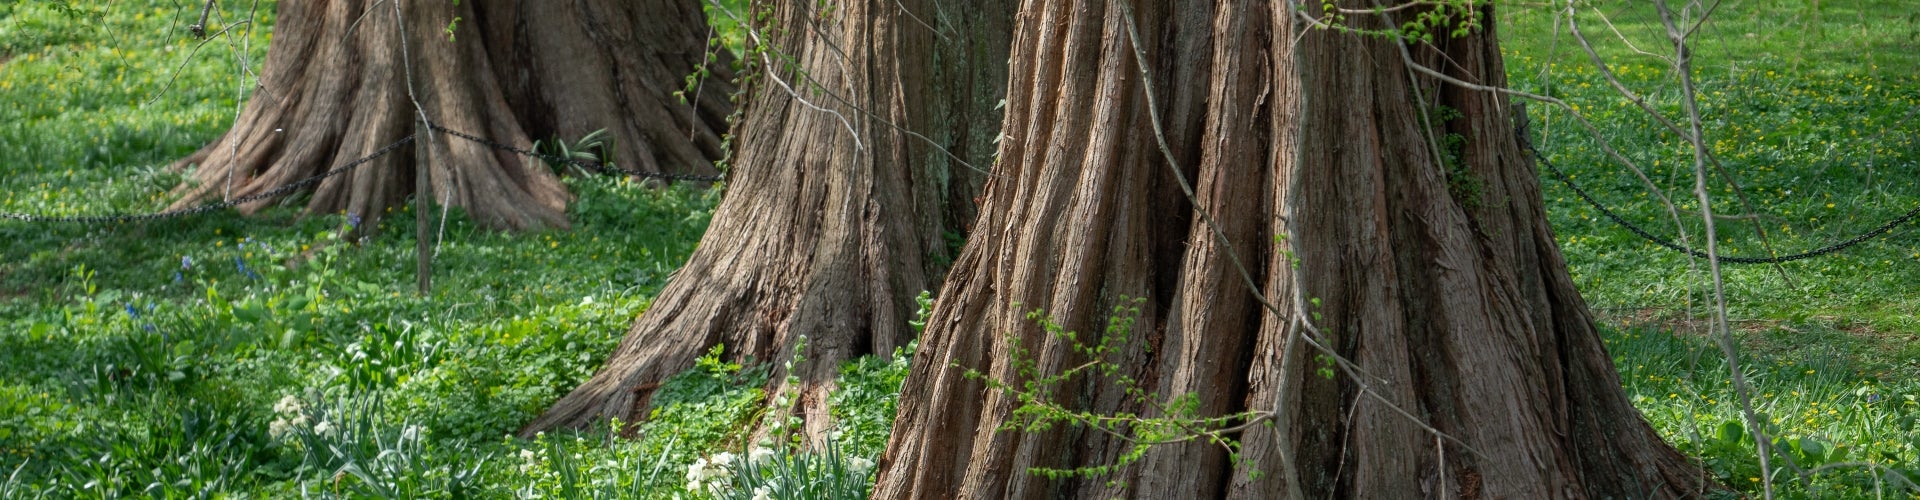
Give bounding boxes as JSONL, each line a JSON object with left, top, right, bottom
{"left": 875, "top": 1, "right": 1712, "bottom": 498}
{"left": 524, "top": 0, "right": 1011, "bottom": 439}
{"left": 170, "top": 0, "right": 733, "bottom": 230}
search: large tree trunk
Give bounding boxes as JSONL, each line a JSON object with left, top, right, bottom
{"left": 521, "top": 0, "right": 1012, "bottom": 437}
{"left": 168, "top": 0, "right": 733, "bottom": 230}
{"left": 875, "top": 1, "right": 1712, "bottom": 498}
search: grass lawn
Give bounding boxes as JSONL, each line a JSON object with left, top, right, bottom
{"left": 1, "top": 0, "right": 1917, "bottom": 497}
{"left": 1502, "top": 0, "right": 1920, "bottom": 496}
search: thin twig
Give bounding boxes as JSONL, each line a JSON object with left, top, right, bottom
{"left": 1334, "top": 0, "right": 1443, "bottom": 14}
{"left": 143, "top": 20, "right": 250, "bottom": 107}
{"left": 1123, "top": 0, "right": 1486, "bottom": 466}
{"left": 1590, "top": 7, "right": 1674, "bottom": 64}
{"left": 701, "top": 0, "right": 1000, "bottom": 176}
{"left": 1651, "top": 2, "right": 1782, "bottom": 498}
{"left": 1567, "top": 2, "right": 1796, "bottom": 284}
{"left": 387, "top": 0, "right": 455, "bottom": 258}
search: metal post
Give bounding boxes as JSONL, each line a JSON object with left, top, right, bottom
{"left": 415, "top": 118, "right": 433, "bottom": 297}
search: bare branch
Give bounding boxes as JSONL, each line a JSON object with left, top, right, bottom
{"left": 1124, "top": 0, "right": 1487, "bottom": 469}
{"left": 190, "top": 0, "right": 216, "bottom": 38}
{"left": 1590, "top": 7, "right": 1674, "bottom": 64}
{"left": 1570, "top": 1, "right": 1796, "bottom": 282}
{"left": 1650, "top": 1, "right": 1785, "bottom": 497}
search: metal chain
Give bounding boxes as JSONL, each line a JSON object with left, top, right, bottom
{"left": 1517, "top": 115, "right": 1920, "bottom": 265}
{"left": 425, "top": 125, "right": 726, "bottom": 183}
{"left": 8, "top": 113, "right": 1906, "bottom": 265}
{"left": 2, "top": 135, "right": 415, "bottom": 224}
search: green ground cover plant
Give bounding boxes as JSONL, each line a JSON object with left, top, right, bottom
{"left": 1503, "top": 0, "right": 1920, "bottom": 496}
{"left": 0, "top": 0, "right": 1915, "bottom": 497}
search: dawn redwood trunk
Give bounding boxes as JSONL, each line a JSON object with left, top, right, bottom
{"left": 169, "top": 0, "right": 733, "bottom": 230}
{"left": 875, "top": 1, "right": 1711, "bottom": 498}
{"left": 522, "top": 0, "right": 1012, "bottom": 437}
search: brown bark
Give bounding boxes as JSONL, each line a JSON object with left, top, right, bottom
{"left": 521, "top": 0, "right": 1012, "bottom": 437}
{"left": 168, "top": 0, "right": 733, "bottom": 230}
{"left": 875, "top": 1, "right": 1712, "bottom": 498}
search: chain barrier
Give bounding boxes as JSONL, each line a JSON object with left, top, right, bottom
{"left": 5, "top": 113, "right": 1908, "bottom": 266}
{"left": 1516, "top": 110, "right": 1920, "bottom": 265}
{"left": 1, "top": 135, "right": 415, "bottom": 224}
{"left": 0, "top": 122, "right": 720, "bottom": 225}
{"left": 424, "top": 124, "right": 726, "bottom": 183}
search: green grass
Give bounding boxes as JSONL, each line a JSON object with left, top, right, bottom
{"left": 1, "top": 0, "right": 1918, "bottom": 498}
{"left": 1, "top": 1, "right": 903, "bottom": 497}
{"left": 1502, "top": 0, "right": 1920, "bottom": 496}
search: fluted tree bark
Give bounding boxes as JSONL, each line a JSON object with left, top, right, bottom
{"left": 875, "top": 1, "right": 1713, "bottom": 498}
{"left": 169, "top": 0, "right": 733, "bottom": 230}
{"left": 522, "top": 0, "right": 1012, "bottom": 438}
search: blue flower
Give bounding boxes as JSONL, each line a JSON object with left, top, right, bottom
{"left": 174, "top": 271, "right": 184, "bottom": 284}
{"left": 125, "top": 303, "right": 139, "bottom": 318}
{"left": 182, "top": 255, "right": 194, "bottom": 270}
{"left": 347, "top": 212, "right": 363, "bottom": 229}
{"left": 235, "top": 256, "right": 261, "bottom": 280}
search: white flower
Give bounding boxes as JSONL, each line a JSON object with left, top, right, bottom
{"left": 772, "top": 394, "right": 790, "bottom": 407}
{"left": 751, "top": 486, "right": 772, "bottom": 500}
{"left": 290, "top": 415, "right": 311, "bottom": 428}
{"left": 268, "top": 418, "right": 291, "bottom": 438}
{"left": 273, "top": 395, "right": 303, "bottom": 415}
{"left": 313, "top": 420, "right": 335, "bottom": 435}
{"left": 710, "top": 452, "right": 736, "bottom": 468}
{"left": 686, "top": 457, "right": 710, "bottom": 481}
{"left": 683, "top": 455, "right": 734, "bottom": 494}
{"left": 518, "top": 449, "right": 540, "bottom": 473}
{"left": 748, "top": 446, "right": 776, "bottom": 466}
{"left": 848, "top": 456, "right": 874, "bottom": 473}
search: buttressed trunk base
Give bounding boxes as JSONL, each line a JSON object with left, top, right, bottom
{"left": 523, "top": 0, "right": 1009, "bottom": 440}
{"left": 875, "top": 1, "right": 1711, "bottom": 498}
{"left": 170, "top": 0, "right": 733, "bottom": 230}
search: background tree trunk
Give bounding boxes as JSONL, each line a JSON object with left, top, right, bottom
{"left": 168, "top": 0, "right": 733, "bottom": 230}
{"left": 521, "top": 0, "right": 1012, "bottom": 437}
{"left": 875, "top": 1, "right": 1711, "bottom": 498}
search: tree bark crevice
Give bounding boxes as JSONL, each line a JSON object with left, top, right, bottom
{"left": 875, "top": 1, "right": 1712, "bottom": 498}
{"left": 170, "top": 0, "right": 734, "bottom": 230}
{"left": 525, "top": 0, "right": 1012, "bottom": 439}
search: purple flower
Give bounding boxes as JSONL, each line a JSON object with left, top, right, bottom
{"left": 347, "top": 212, "right": 363, "bottom": 229}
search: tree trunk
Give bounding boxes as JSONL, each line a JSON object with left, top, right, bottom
{"left": 521, "top": 0, "right": 1012, "bottom": 438}
{"left": 168, "top": 0, "right": 733, "bottom": 230}
{"left": 875, "top": 1, "right": 1712, "bottom": 498}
